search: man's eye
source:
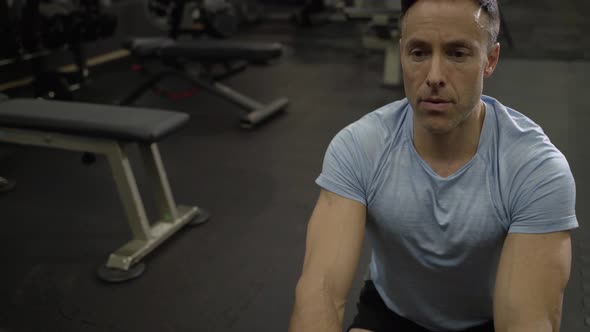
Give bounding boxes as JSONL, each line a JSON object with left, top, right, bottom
{"left": 450, "top": 50, "right": 467, "bottom": 58}
{"left": 411, "top": 50, "right": 425, "bottom": 58}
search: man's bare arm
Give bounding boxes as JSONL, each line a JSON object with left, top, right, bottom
{"left": 289, "top": 189, "right": 367, "bottom": 332}
{"left": 494, "top": 231, "right": 572, "bottom": 332}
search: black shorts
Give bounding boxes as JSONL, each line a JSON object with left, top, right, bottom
{"left": 347, "top": 280, "right": 495, "bottom": 332}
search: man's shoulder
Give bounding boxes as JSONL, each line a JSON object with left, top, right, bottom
{"left": 484, "top": 96, "right": 544, "bottom": 137}
{"left": 485, "top": 96, "right": 557, "bottom": 156}
{"left": 343, "top": 98, "right": 409, "bottom": 140}
{"left": 485, "top": 96, "right": 571, "bottom": 182}
{"left": 327, "top": 98, "right": 409, "bottom": 163}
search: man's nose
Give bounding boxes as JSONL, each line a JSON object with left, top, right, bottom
{"left": 426, "top": 55, "right": 445, "bottom": 88}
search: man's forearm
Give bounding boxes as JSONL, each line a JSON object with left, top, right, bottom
{"left": 495, "top": 319, "right": 556, "bottom": 332}
{"left": 288, "top": 305, "right": 342, "bottom": 332}
{"left": 494, "top": 300, "right": 562, "bottom": 332}
{"left": 288, "top": 281, "right": 345, "bottom": 332}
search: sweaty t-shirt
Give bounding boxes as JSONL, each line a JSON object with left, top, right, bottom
{"left": 316, "top": 95, "right": 578, "bottom": 331}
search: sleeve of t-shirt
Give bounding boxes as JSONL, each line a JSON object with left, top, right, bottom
{"left": 315, "top": 125, "right": 372, "bottom": 206}
{"left": 508, "top": 152, "right": 578, "bottom": 233}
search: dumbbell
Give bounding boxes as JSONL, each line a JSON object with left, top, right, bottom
{"left": 145, "top": 0, "right": 239, "bottom": 39}
{"left": 201, "top": 0, "right": 239, "bottom": 38}
{"left": 73, "top": 11, "right": 116, "bottom": 42}
{"left": 41, "top": 13, "right": 72, "bottom": 49}
{"left": 39, "top": 0, "right": 77, "bottom": 48}
{"left": 82, "top": 11, "right": 103, "bottom": 41}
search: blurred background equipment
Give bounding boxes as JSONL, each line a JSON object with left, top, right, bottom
{"left": 145, "top": 0, "right": 240, "bottom": 38}
{"left": 0, "top": 0, "right": 118, "bottom": 100}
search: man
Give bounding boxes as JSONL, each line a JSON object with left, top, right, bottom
{"left": 288, "top": 0, "right": 578, "bottom": 331}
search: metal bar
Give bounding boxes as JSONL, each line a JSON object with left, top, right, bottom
{"left": 241, "top": 97, "right": 289, "bottom": 127}
{"left": 106, "top": 143, "right": 152, "bottom": 241}
{"left": 70, "top": 43, "right": 89, "bottom": 85}
{"left": 0, "top": 50, "right": 52, "bottom": 67}
{"left": 382, "top": 39, "right": 401, "bottom": 87}
{"left": 212, "top": 81, "right": 264, "bottom": 110}
{"left": 116, "top": 71, "right": 173, "bottom": 106}
{"left": 106, "top": 205, "right": 199, "bottom": 270}
{"left": 211, "top": 61, "right": 247, "bottom": 81}
{"left": 177, "top": 72, "right": 264, "bottom": 111}
{"left": 138, "top": 143, "right": 178, "bottom": 223}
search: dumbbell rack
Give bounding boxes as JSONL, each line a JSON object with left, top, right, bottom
{"left": 0, "top": 0, "right": 117, "bottom": 98}
{"left": 0, "top": 43, "right": 89, "bottom": 101}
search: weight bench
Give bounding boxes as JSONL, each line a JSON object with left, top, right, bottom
{"left": 0, "top": 99, "right": 209, "bottom": 282}
{"left": 121, "top": 38, "right": 290, "bottom": 128}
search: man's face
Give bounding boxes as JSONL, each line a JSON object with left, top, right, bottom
{"left": 400, "top": 0, "right": 500, "bottom": 134}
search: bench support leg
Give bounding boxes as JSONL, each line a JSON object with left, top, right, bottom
{"left": 139, "top": 143, "right": 179, "bottom": 221}
{"left": 119, "top": 66, "right": 289, "bottom": 128}
{"left": 116, "top": 72, "right": 174, "bottom": 106}
{"left": 178, "top": 72, "right": 289, "bottom": 128}
{"left": 0, "top": 127, "right": 208, "bottom": 281}
{"left": 103, "top": 143, "right": 201, "bottom": 273}
{"left": 211, "top": 82, "right": 289, "bottom": 128}
{"left": 382, "top": 41, "right": 401, "bottom": 88}
{"left": 107, "top": 143, "right": 152, "bottom": 242}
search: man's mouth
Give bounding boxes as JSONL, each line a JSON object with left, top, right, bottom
{"left": 420, "top": 98, "right": 452, "bottom": 111}
{"left": 422, "top": 97, "right": 450, "bottom": 103}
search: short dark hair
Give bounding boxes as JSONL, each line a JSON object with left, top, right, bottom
{"left": 400, "top": 0, "right": 501, "bottom": 45}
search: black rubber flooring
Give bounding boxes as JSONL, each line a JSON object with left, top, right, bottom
{"left": 0, "top": 10, "right": 589, "bottom": 332}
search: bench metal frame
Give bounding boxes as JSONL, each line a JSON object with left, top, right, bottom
{"left": 119, "top": 60, "right": 289, "bottom": 128}
{"left": 0, "top": 126, "right": 201, "bottom": 271}
{"left": 346, "top": 9, "right": 402, "bottom": 88}
{"left": 360, "top": 20, "right": 402, "bottom": 87}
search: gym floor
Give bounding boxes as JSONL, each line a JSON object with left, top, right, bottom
{"left": 0, "top": 1, "right": 589, "bottom": 331}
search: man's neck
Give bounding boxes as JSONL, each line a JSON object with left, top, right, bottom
{"left": 413, "top": 102, "right": 486, "bottom": 165}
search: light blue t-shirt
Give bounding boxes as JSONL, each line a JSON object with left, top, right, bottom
{"left": 316, "top": 95, "right": 578, "bottom": 331}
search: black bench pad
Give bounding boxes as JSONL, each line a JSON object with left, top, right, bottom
{"left": 0, "top": 99, "right": 189, "bottom": 143}
{"left": 125, "top": 38, "right": 283, "bottom": 62}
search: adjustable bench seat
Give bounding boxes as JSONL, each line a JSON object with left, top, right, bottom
{"left": 122, "top": 37, "right": 289, "bottom": 128}
{"left": 0, "top": 99, "right": 209, "bottom": 282}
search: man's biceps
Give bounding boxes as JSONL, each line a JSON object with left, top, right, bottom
{"left": 497, "top": 232, "right": 572, "bottom": 291}
{"left": 316, "top": 189, "right": 366, "bottom": 215}
{"left": 308, "top": 192, "right": 366, "bottom": 242}
{"left": 303, "top": 191, "right": 366, "bottom": 268}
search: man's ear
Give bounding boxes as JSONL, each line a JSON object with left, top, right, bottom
{"left": 484, "top": 42, "right": 501, "bottom": 78}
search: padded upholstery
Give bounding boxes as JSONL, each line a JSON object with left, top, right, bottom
{"left": 0, "top": 99, "right": 189, "bottom": 143}
{"left": 125, "top": 37, "right": 283, "bottom": 62}
{"left": 124, "top": 37, "right": 175, "bottom": 57}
